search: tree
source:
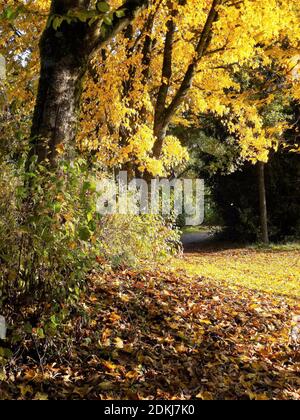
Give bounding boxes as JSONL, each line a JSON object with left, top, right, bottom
{"left": 1, "top": 0, "right": 300, "bottom": 174}
{"left": 257, "top": 161, "right": 269, "bottom": 244}
{"left": 209, "top": 149, "right": 300, "bottom": 242}
{"left": 1, "top": 0, "right": 150, "bottom": 166}
{"left": 79, "top": 0, "right": 300, "bottom": 176}
{"left": 173, "top": 53, "right": 300, "bottom": 242}
{"left": 34, "top": 0, "right": 153, "bottom": 165}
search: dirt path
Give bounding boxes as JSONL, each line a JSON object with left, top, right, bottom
{"left": 181, "top": 230, "right": 231, "bottom": 253}
{"left": 181, "top": 231, "right": 213, "bottom": 246}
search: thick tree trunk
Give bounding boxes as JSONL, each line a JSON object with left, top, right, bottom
{"left": 29, "top": 22, "right": 89, "bottom": 165}
{"left": 257, "top": 161, "right": 269, "bottom": 244}
{"left": 29, "top": 0, "right": 149, "bottom": 167}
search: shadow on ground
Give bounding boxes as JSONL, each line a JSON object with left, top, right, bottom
{"left": 181, "top": 230, "right": 242, "bottom": 254}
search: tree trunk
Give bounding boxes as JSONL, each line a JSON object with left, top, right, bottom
{"left": 150, "top": 0, "right": 220, "bottom": 161}
{"left": 29, "top": 21, "right": 89, "bottom": 166}
{"left": 152, "top": 123, "right": 167, "bottom": 159}
{"left": 257, "top": 161, "right": 269, "bottom": 244}
{"left": 29, "top": 0, "right": 150, "bottom": 167}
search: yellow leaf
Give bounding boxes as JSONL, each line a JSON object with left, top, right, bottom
{"left": 102, "top": 360, "right": 117, "bottom": 371}
{"left": 114, "top": 337, "right": 124, "bottom": 349}
{"left": 56, "top": 143, "right": 65, "bottom": 155}
{"left": 34, "top": 392, "right": 48, "bottom": 400}
{"left": 109, "top": 312, "right": 121, "bottom": 322}
{"left": 196, "top": 391, "right": 213, "bottom": 400}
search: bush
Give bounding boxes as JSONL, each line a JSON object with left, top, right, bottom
{"left": 0, "top": 156, "right": 181, "bottom": 306}
{"left": 99, "top": 214, "right": 181, "bottom": 268}
{"left": 0, "top": 158, "right": 102, "bottom": 304}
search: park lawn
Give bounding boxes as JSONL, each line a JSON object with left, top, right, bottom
{"left": 174, "top": 246, "right": 300, "bottom": 302}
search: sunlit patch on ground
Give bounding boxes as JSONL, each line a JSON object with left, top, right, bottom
{"left": 176, "top": 247, "right": 300, "bottom": 302}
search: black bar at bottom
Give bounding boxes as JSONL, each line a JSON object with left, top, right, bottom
{"left": 101, "top": 401, "right": 206, "bottom": 417}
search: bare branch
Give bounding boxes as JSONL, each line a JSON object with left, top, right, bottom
{"left": 152, "top": 0, "right": 221, "bottom": 157}
{"left": 154, "top": 16, "right": 176, "bottom": 131}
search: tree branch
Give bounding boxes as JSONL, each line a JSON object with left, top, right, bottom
{"left": 165, "top": 0, "right": 220, "bottom": 122}
{"left": 151, "top": 0, "right": 221, "bottom": 157}
{"left": 154, "top": 15, "right": 176, "bottom": 131}
{"left": 89, "top": 0, "right": 150, "bottom": 56}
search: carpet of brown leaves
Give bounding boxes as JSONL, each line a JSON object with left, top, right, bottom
{"left": 1, "top": 268, "right": 299, "bottom": 400}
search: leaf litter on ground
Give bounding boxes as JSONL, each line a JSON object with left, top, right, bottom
{"left": 0, "top": 260, "right": 299, "bottom": 400}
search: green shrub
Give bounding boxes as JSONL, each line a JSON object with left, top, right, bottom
{"left": 0, "top": 156, "right": 181, "bottom": 305}
{"left": 99, "top": 214, "right": 181, "bottom": 268}
{"left": 0, "top": 158, "right": 101, "bottom": 304}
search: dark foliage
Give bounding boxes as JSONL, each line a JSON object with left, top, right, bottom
{"left": 211, "top": 150, "right": 300, "bottom": 242}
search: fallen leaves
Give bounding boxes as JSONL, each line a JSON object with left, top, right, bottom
{"left": 0, "top": 262, "right": 299, "bottom": 400}
{"left": 114, "top": 338, "right": 124, "bottom": 350}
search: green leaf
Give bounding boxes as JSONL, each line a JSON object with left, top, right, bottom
{"left": 53, "top": 202, "right": 62, "bottom": 213}
{"left": 96, "top": 2, "right": 110, "bottom": 13}
{"left": 79, "top": 226, "right": 91, "bottom": 242}
{"left": 83, "top": 181, "right": 92, "bottom": 193}
{"left": 0, "top": 347, "right": 13, "bottom": 359}
{"left": 1, "top": 5, "right": 23, "bottom": 21}
{"left": 5, "top": 7, "right": 15, "bottom": 20}
{"left": 101, "top": 25, "right": 107, "bottom": 37}
{"left": 76, "top": 11, "right": 89, "bottom": 23}
{"left": 52, "top": 16, "right": 63, "bottom": 31}
{"left": 103, "top": 16, "right": 113, "bottom": 26}
{"left": 87, "top": 212, "right": 94, "bottom": 223}
{"left": 115, "top": 9, "right": 126, "bottom": 18}
{"left": 36, "top": 328, "right": 45, "bottom": 339}
{"left": 50, "top": 16, "right": 56, "bottom": 29}
{"left": 24, "top": 323, "right": 33, "bottom": 334}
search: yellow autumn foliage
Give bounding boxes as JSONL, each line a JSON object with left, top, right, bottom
{"left": 1, "top": 0, "right": 300, "bottom": 172}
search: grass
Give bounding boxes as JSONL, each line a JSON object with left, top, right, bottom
{"left": 174, "top": 245, "right": 300, "bottom": 302}
{"left": 181, "top": 225, "right": 215, "bottom": 234}
{"left": 248, "top": 242, "right": 300, "bottom": 252}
